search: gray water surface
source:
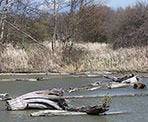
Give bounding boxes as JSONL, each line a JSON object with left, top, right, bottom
{"left": 0, "top": 74, "right": 148, "bottom": 122}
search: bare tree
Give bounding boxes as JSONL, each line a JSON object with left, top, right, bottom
{"left": 43, "top": 0, "right": 68, "bottom": 52}
{"left": 0, "top": 0, "right": 15, "bottom": 41}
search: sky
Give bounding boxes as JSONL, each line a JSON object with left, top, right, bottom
{"left": 32, "top": 0, "right": 148, "bottom": 11}
{"left": 107, "top": 0, "right": 148, "bottom": 9}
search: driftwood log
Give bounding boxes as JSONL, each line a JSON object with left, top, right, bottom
{"left": 30, "top": 105, "right": 109, "bottom": 117}
{"left": 30, "top": 110, "right": 87, "bottom": 116}
{"left": 0, "top": 93, "right": 11, "bottom": 101}
{"left": 5, "top": 89, "right": 110, "bottom": 115}
{"left": 105, "top": 74, "right": 146, "bottom": 89}
{"left": 133, "top": 82, "right": 146, "bottom": 89}
{"left": 67, "top": 105, "right": 109, "bottom": 115}
{"left": 6, "top": 89, "right": 68, "bottom": 110}
{"left": 30, "top": 110, "right": 128, "bottom": 117}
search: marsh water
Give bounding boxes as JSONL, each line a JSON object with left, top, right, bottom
{"left": 0, "top": 73, "right": 148, "bottom": 122}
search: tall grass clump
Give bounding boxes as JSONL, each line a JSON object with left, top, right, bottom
{"left": 80, "top": 43, "right": 148, "bottom": 72}
{"left": 0, "top": 44, "right": 29, "bottom": 72}
{"left": 0, "top": 42, "right": 147, "bottom": 73}
{"left": 27, "top": 45, "right": 61, "bottom": 72}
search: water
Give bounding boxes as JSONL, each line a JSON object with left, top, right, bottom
{"left": 0, "top": 74, "right": 148, "bottom": 122}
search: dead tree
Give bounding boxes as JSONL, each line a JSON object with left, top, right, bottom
{"left": 0, "top": 0, "right": 15, "bottom": 41}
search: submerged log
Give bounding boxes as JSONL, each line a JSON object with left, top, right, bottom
{"left": 66, "top": 81, "right": 106, "bottom": 93}
{"left": 5, "top": 88, "right": 110, "bottom": 116}
{"left": 0, "top": 93, "right": 11, "bottom": 101}
{"left": 105, "top": 74, "right": 146, "bottom": 89}
{"left": 67, "top": 105, "right": 109, "bottom": 115}
{"left": 133, "top": 82, "right": 146, "bottom": 89}
{"left": 108, "top": 82, "right": 131, "bottom": 89}
{"left": 6, "top": 89, "right": 68, "bottom": 110}
{"left": 104, "top": 74, "right": 135, "bottom": 83}
{"left": 30, "top": 110, "right": 87, "bottom": 117}
{"left": 30, "top": 110, "right": 127, "bottom": 117}
{"left": 30, "top": 105, "right": 109, "bottom": 117}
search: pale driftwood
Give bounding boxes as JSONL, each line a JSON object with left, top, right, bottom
{"left": 30, "top": 110, "right": 128, "bottom": 117}
{"left": 100, "top": 111, "right": 128, "bottom": 116}
{"left": 30, "top": 110, "right": 87, "bottom": 117}
{"left": 66, "top": 81, "right": 106, "bottom": 93}
{"left": 121, "top": 76, "right": 139, "bottom": 84}
{"left": 105, "top": 74, "right": 146, "bottom": 89}
{"left": 6, "top": 89, "right": 68, "bottom": 110}
{"left": 104, "top": 74, "right": 135, "bottom": 83}
{"left": 30, "top": 105, "right": 109, "bottom": 116}
{"left": 108, "top": 82, "right": 131, "bottom": 89}
{"left": 0, "top": 93, "right": 11, "bottom": 101}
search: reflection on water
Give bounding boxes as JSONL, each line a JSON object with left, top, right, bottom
{"left": 0, "top": 74, "right": 148, "bottom": 122}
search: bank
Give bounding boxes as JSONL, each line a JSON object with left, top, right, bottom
{"left": 0, "top": 42, "right": 148, "bottom": 73}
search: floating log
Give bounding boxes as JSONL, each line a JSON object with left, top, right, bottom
{"left": 30, "top": 110, "right": 127, "bottom": 117}
{"left": 105, "top": 74, "right": 146, "bottom": 89}
{"left": 133, "top": 82, "right": 146, "bottom": 89}
{"left": 30, "top": 110, "right": 87, "bottom": 117}
{"left": 0, "top": 93, "right": 11, "bottom": 101}
{"left": 5, "top": 88, "right": 110, "bottom": 116}
{"left": 108, "top": 82, "right": 131, "bottom": 89}
{"left": 104, "top": 74, "right": 135, "bottom": 83}
{"left": 67, "top": 105, "right": 109, "bottom": 115}
{"left": 6, "top": 89, "right": 68, "bottom": 110}
{"left": 66, "top": 81, "right": 106, "bottom": 93}
{"left": 30, "top": 105, "right": 109, "bottom": 117}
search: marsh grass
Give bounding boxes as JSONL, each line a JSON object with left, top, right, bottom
{"left": 0, "top": 42, "right": 147, "bottom": 73}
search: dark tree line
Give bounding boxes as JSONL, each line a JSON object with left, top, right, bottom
{"left": 0, "top": 0, "right": 148, "bottom": 49}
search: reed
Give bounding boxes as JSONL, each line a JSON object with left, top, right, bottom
{"left": 0, "top": 44, "right": 29, "bottom": 72}
{"left": 0, "top": 42, "right": 147, "bottom": 73}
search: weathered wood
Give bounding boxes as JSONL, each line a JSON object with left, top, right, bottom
{"left": 133, "top": 82, "right": 146, "bottom": 89}
{"left": 67, "top": 105, "right": 109, "bottom": 115}
{"left": 6, "top": 89, "right": 68, "bottom": 110}
{"left": 66, "top": 81, "right": 106, "bottom": 93}
{"left": 104, "top": 74, "right": 135, "bottom": 83}
{"left": 30, "top": 105, "right": 109, "bottom": 116}
{"left": 0, "top": 93, "right": 11, "bottom": 101}
{"left": 30, "top": 110, "right": 87, "bottom": 117}
{"left": 30, "top": 110, "right": 128, "bottom": 117}
{"left": 108, "top": 82, "right": 131, "bottom": 89}
{"left": 105, "top": 74, "right": 146, "bottom": 89}
{"left": 100, "top": 111, "right": 128, "bottom": 116}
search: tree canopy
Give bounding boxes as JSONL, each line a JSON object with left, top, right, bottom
{"left": 0, "top": 0, "right": 148, "bottom": 49}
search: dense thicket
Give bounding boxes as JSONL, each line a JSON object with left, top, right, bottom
{"left": 0, "top": 1, "right": 148, "bottom": 49}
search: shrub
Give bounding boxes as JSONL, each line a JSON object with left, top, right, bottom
{"left": 110, "top": 2, "right": 148, "bottom": 49}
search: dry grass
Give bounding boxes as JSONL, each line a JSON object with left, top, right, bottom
{"left": 0, "top": 44, "right": 29, "bottom": 72}
{"left": 0, "top": 42, "right": 147, "bottom": 73}
{"left": 81, "top": 45, "right": 148, "bottom": 72}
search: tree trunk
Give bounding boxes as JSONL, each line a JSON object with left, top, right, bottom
{"left": 0, "top": 5, "right": 7, "bottom": 41}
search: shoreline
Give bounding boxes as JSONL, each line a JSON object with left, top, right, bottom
{"left": 0, "top": 71, "right": 148, "bottom": 77}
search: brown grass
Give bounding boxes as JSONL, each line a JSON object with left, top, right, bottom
{"left": 0, "top": 42, "right": 147, "bottom": 73}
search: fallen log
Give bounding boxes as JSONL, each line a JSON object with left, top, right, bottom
{"left": 30, "top": 105, "right": 109, "bottom": 117}
{"left": 66, "top": 81, "right": 106, "bottom": 93}
{"left": 133, "top": 82, "right": 146, "bottom": 89}
{"left": 104, "top": 74, "right": 135, "bottom": 83}
{"left": 5, "top": 88, "right": 110, "bottom": 116}
{"left": 30, "top": 110, "right": 127, "bottom": 117}
{"left": 105, "top": 74, "right": 146, "bottom": 89}
{"left": 108, "top": 82, "right": 131, "bottom": 89}
{"left": 67, "top": 105, "right": 109, "bottom": 115}
{"left": 30, "top": 110, "right": 87, "bottom": 117}
{"left": 0, "top": 93, "right": 11, "bottom": 101}
{"left": 6, "top": 89, "right": 68, "bottom": 110}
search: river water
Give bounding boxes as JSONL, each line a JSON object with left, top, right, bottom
{"left": 0, "top": 73, "right": 148, "bottom": 122}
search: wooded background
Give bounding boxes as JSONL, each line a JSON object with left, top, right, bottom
{"left": 0, "top": 0, "right": 148, "bottom": 49}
